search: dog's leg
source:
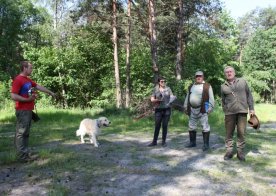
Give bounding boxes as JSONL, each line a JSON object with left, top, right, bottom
{"left": 81, "top": 135, "right": 85, "bottom": 143}
{"left": 91, "top": 134, "right": 99, "bottom": 147}
{"left": 89, "top": 135, "right": 94, "bottom": 144}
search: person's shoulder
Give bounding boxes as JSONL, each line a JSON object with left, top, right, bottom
{"left": 221, "top": 81, "right": 227, "bottom": 87}
{"left": 13, "top": 74, "right": 21, "bottom": 80}
{"left": 236, "top": 77, "right": 247, "bottom": 83}
{"left": 152, "top": 85, "right": 158, "bottom": 92}
{"left": 188, "top": 83, "right": 194, "bottom": 88}
{"left": 12, "top": 75, "right": 22, "bottom": 83}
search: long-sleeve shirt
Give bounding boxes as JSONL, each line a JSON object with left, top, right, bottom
{"left": 221, "top": 77, "right": 254, "bottom": 115}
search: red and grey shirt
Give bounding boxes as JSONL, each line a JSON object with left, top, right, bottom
{"left": 11, "top": 75, "right": 37, "bottom": 110}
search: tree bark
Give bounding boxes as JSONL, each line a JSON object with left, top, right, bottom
{"left": 176, "top": 0, "right": 184, "bottom": 80}
{"left": 125, "top": 0, "right": 132, "bottom": 108}
{"left": 148, "top": 0, "right": 159, "bottom": 82}
{"left": 112, "top": 0, "right": 122, "bottom": 108}
{"left": 54, "top": 0, "right": 58, "bottom": 30}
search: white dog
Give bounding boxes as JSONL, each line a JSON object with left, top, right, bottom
{"left": 76, "top": 117, "right": 111, "bottom": 147}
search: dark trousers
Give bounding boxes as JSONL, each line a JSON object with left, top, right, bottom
{"left": 225, "top": 113, "right": 247, "bottom": 153}
{"left": 152, "top": 108, "right": 171, "bottom": 143}
{"left": 15, "top": 110, "right": 32, "bottom": 159}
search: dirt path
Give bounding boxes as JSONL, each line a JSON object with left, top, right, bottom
{"left": 0, "top": 125, "right": 275, "bottom": 195}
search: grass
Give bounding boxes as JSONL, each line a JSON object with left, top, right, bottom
{"left": 0, "top": 103, "right": 276, "bottom": 195}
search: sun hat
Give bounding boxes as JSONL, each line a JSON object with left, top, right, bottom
{"left": 248, "top": 114, "right": 260, "bottom": 129}
{"left": 195, "top": 71, "right": 204, "bottom": 76}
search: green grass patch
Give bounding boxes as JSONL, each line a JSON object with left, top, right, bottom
{"left": 0, "top": 103, "right": 275, "bottom": 194}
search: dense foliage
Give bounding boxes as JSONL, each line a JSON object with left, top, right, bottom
{"left": 1, "top": 0, "right": 276, "bottom": 109}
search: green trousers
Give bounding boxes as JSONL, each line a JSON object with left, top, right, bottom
{"left": 224, "top": 113, "right": 247, "bottom": 154}
{"left": 15, "top": 110, "right": 32, "bottom": 159}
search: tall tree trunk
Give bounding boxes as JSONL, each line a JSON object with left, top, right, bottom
{"left": 54, "top": 0, "right": 58, "bottom": 30}
{"left": 272, "top": 80, "right": 276, "bottom": 103}
{"left": 239, "top": 45, "right": 243, "bottom": 66}
{"left": 112, "top": 0, "right": 122, "bottom": 108}
{"left": 58, "top": 63, "right": 68, "bottom": 108}
{"left": 176, "top": 0, "right": 184, "bottom": 80}
{"left": 125, "top": 0, "right": 132, "bottom": 108}
{"left": 148, "top": 0, "right": 159, "bottom": 82}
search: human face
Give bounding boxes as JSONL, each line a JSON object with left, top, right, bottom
{"left": 159, "top": 80, "right": 166, "bottom": 87}
{"left": 195, "top": 75, "right": 204, "bottom": 84}
{"left": 224, "top": 68, "right": 235, "bottom": 81}
{"left": 24, "top": 63, "right": 33, "bottom": 76}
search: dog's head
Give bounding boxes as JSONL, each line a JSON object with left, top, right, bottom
{"left": 97, "top": 117, "right": 111, "bottom": 127}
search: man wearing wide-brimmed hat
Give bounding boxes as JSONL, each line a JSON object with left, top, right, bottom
{"left": 221, "top": 66, "right": 255, "bottom": 161}
{"left": 184, "top": 71, "right": 215, "bottom": 151}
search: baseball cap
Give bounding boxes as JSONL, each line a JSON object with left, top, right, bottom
{"left": 195, "top": 71, "right": 204, "bottom": 76}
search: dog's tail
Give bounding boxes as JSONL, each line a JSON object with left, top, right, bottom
{"left": 76, "top": 129, "right": 81, "bottom": 136}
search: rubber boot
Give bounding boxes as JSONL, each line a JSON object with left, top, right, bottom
{"left": 202, "top": 131, "right": 210, "bottom": 151}
{"left": 186, "top": 131, "right": 196, "bottom": 148}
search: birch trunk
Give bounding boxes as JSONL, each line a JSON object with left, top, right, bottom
{"left": 176, "top": 0, "right": 184, "bottom": 80}
{"left": 125, "top": 0, "right": 131, "bottom": 108}
{"left": 148, "top": 0, "right": 159, "bottom": 82}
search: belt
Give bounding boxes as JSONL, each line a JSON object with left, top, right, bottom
{"left": 191, "top": 106, "right": 201, "bottom": 109}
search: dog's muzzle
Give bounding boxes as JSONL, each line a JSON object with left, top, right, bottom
{"left": 103, "top": 122, "right": 111, "bottom": 127}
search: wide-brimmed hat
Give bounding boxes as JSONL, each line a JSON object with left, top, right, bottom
{"left": 248, "top": 114, "right": 260, "bottom": 129}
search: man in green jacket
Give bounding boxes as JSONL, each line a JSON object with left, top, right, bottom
{"left": 221, "top": 66, "right": 255, "bottom": 161}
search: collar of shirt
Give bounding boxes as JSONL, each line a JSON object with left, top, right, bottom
{"left": 195, "top": 80, "right": 205, "bottom": 85}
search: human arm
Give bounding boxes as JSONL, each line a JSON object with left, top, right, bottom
{"left": 36, "top": 84, "right": 55, "bottom": 97}
{"left": 183, "top": 93, "right": 189, "bottom": 114}
{"left": 221, "top": 85, "right": 226, "bottom": 112}
{"left": 245, "top": 82, "right": 255, "bottom": 115}
{"left": 11, "top": 93, "right": 35, "bottom": 102}
{"left": 208, "top": 86, "right": 215, "bottom": 113}
{"left": 150, "top": 86, "right": 163, "bottom": 103}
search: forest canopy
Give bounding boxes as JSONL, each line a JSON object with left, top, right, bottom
{"left": 1, "top": 0, "right": 276, "bottom": 108}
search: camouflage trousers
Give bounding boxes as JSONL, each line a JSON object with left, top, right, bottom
{"left": 224, "top": 113, "right": 247, "bottom": 153}
{"left": 15, "top": 110, "right": 32, "bottom": 160}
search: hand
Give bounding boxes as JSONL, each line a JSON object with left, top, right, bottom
{"left": 249, "top": 110, "right": 255, "bottom": 116}
{"left": 49, "top": 92, "right": 56, "bottom": 98}
{"left": 155, "top": 98, "right": 163, "bottom": 103}
{"left": 27, "top": 94, "right": 36, "bottom": 102}
{"left": 207, "top": 108, "right": 212, "bottom": 114}
{"left": 184, "top": 108, "right": 188, "bottom": 115}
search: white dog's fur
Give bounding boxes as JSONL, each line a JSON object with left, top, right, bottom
{"left": 76, "top": 117, "right": 111, "bottom": 147}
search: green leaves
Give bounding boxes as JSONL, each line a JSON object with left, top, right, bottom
{"left": 242, "top": 26, "right": 276, "bottom": 102}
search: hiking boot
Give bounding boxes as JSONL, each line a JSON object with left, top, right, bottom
{"left": 186, "top": 142, "right": 196, "bottom": 148}
{"left": 18, "top": 155, "right": 38, "bottom": 163}
{"left": 237, "top": 152, "right": 246, "bottom": 162}
{"left": 148, "top": 142, "right": 157, "bottom": 147}
{"left": 161, "top": 141, "right": 167, "bottom": 147}
{"left": 224, "top": 152, "right": 234, "bottom": 160}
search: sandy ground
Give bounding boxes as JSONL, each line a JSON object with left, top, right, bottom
{"left": 0, "top": 124, "right": 275, "bottom": 196}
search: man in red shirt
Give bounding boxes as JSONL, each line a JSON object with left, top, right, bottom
{"left": 11, "top": 61, "right": 55, "bottom": 162}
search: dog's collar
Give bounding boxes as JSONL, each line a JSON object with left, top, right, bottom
{"left": 96, "top": 120, "right": 100, "bottom": 128}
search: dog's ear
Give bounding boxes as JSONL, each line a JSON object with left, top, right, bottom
{"left": 98, "top": 117, "right": 104, "bottom": 126}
